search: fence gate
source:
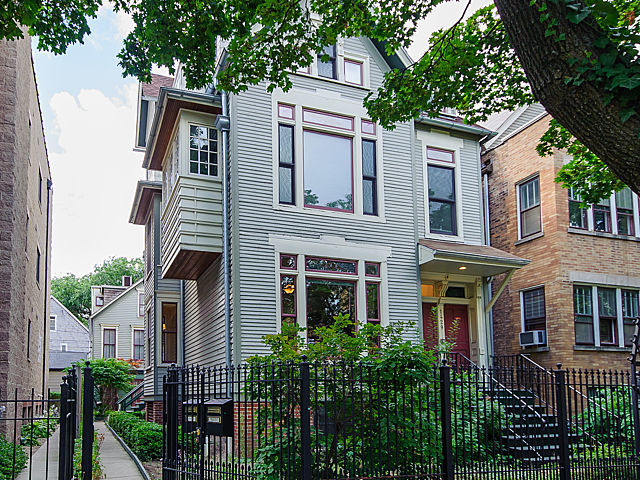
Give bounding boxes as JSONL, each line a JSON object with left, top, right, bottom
{"left": 0, "top": 366, "right": 95, "bottom": 480}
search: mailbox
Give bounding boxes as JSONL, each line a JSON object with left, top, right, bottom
{"left": 182, "top": 398, "right": 234, "bottom": 437}
{"left": 204, "top": 398, "right": 234, "bottom": 437}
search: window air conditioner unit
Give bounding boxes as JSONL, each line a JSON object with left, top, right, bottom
{"left": 519, "top": 330, "right": 546, "bottom": 347}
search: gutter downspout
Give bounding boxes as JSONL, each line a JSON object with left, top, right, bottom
{"left": 180, "top": 280, "right": 186, "bottom": 366}
{"left": 41, "top": 179, "right": 52, "bottom": 401}
{"left": 482, "top": 171, "right": 494, "bottom": 362}
{"left": 214, "top": 88, "right": 232, "bottom": 370}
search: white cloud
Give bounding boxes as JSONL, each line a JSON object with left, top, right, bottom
{"left": 49, "top": 84, "right": 145, "bottom": 276}
{"left": 97, "top": 3, "right": 135, "bottom": 40}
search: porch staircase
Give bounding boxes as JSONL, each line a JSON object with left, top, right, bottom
{"left": 118, "top": 382, "right": 145, "bottom": 413}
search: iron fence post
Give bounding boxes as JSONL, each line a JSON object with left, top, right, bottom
{"left": 58, "top": 381, "right": 69, "bottom": 480}
{"left": 440, "top": 362, "right": 454, "bottom": 480}
{"left": 82, "top": 367, "right": 94, "bottom": 480}
{"left": 300, "top": 357, "right": 312, "bottom": 480}
{"left": 554, "top": 366, "right": 571, "bottom": 480}
{"left": 199, "top": 369, "right": 206, "bottom": 480}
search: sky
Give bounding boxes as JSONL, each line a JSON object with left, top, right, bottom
{"left": 33, "top": 1, "right": 490, "bottom": 278}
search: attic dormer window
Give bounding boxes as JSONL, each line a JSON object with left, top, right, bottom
{"left": 96, "top": 296, "right": 104, "bottom": 306}
{"left": 317, "top": 45, "right": 337, "bottom": 79}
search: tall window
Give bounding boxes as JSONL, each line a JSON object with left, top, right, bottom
{"left": 50, "top": 315, "right": 56, "bottom": 331}
{"left": 317, "top": 45, "right": 337, "bottom": 79}
{"left": 598, "top": 288, "right": 617, "bottom": 345}
{"left": 138, "top": 292, "right": 145, "bottom": 316}
{"left": 189, "top": 125, "right": 218, "bottom": 177}
{"left": 162, "top": 302, "right": 178, "bottom": 363}
{"left": 568, "top": 187, "right": 588, "bottom": 229}
{"left": 522, "top": 287, "right": 546, "bottom": 333}
{"left": 26, "top": 320, "right": 31, "bottom": 359}
{"left": 574, "top": 286, "right": 594, "bottom": 345}
{"left": 303, "top": 130, "right": 353, "bottom": 212}
{"left": 616, "top": 188, "right": 635, "bottom": 235}
{"left": 133, "top": 329, "right": 144, "bottom": 360}
{"left": 519, "top": 177, "right": 541, "bottom": 238}
{"left": 103, "top": 328, "right": 116, "bottom": 358}
{"left": 593, "top": 197, "right": 612, "bottom": 233}
{"left": 145, "top": 218, "right": 153, "bottom": 274}
{"left": 278, "top": 124, "right": 295, "bottom": 205}
{"left": 427, "top": 165, "right": 456, "bottom": 235}
{"left": 306, "top": 279, "right": 356, "bottom": 340}
{"left": 623, "top": 289, "right": 639, "bottom": 346}
{"left": 362, "top": 140, "right": 377, "bottom": 215}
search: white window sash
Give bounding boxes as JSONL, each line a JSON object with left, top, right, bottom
{"left": 616, "top": 288, "right": 625, "bottom": 348}
{"left": 592, "top": 287, "right": 600, "bottom": 347}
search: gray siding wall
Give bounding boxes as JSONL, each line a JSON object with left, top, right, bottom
{"left": 183, "top": 256, "right": 226, "bottom": 366}
{"left": 414, "top": 128, "right": 485, "bottom": 245}
{"left": 50, "top": 298, "right": 90, "bottom": 353}
{"left": 91, "top": 284, "right": 144, "bottom": 360}
{"left": 230, "top": 37, "right": 421, "bottom": 360}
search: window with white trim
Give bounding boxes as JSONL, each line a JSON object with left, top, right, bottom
{"left": 574, "top": 285, "right": 639, "bottom": 347}
{"left": 276, "top": 104, "right": 380, "bottom": 216}
{"left": 521, "top": 287, "right": 546, "bottom": 335}
{"left": 518, "top": 176, "right": 541, "bottom": 239}
{"left": 103, "top": 328, "right": 116, "bottom": 358}
{"left": 294, "top": 42, "right": 370, "bottom": 88}
{"left": 133, "top": 328, "right": 144, "bottom": 360}
{"left": 278, "top": 253, "right": 382, "bottom": 342}
{"left": 189, "top": 125, "right": 218, "bottom": 176}
{"left": 50, "top": 315, "right": 56, "bottom": 331}
{"left": 426, "top": 147, "right": 457, "bottom": 236}
{"left": 568, "top": 186, "right": 640, "bottom": 237}
{"left": 60, "top": 344, "right": 67, "bottom": 352}
{"left": 138, "top": 292, "right": 145, "bottom": 317}
{"left": 317, "top": 45, "right": 337, "bottom": 79}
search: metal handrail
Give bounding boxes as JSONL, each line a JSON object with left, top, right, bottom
{"left": 118, "top": 382, "right": 144, "bottom": 411}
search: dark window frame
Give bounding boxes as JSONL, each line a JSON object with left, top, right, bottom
{"left": 317, "top": 45, "right": 337, "bottom": 80}
{"left": 522, "top": 287, "right": 546, "bottom": 333}
{"left": 427, "top": 164, "right": 457, "bottom": 235}
{"left": 362, "top": 139, "right": 377, "bottom": 216}
{"left": 161, "top": 302, "right": 178, "bottom": 364}
{"left": 103, "top": 328, "right": 116, "bottom": 358}
{"left": 133, "top": 329, "right": 145, "bottom": 361}
{"left": 278, "top": 124, "right": 295, "bottom": 205}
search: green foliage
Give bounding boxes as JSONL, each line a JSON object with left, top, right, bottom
{"left": 73, "top": 433, "right": 104, "bottom": 480}
{"left": 52, "top": 256, "right": 143, "bottom": 322}
{"left": 20, "top": 418, "right": 59, "bottom": 446}
{"left": 107, "top": 411, "right": 163, "bottom": 462}
{"left": 577, "top": 386, "right": 634, "bottom": 449}
{"left": 538, "top": 119, "right": 626, "bottom": 205}
{"left": 247, "top": 314, "right": 505, "bottom": 477}
{"left": 71, "top": 358, "right": 134, "bottom": 413}
{"left": 571, "top": 444, "right": 636, "bottom": 480}
{"left": 0, "top": 435, "right": 26, "bottom": 480}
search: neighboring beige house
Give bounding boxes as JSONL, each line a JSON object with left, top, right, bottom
{"left": 0, "top": 33, "right": 53, "bottom": 414}
{"left": 48, "top": 296, "right": 91, "bottom": 392}
{"left": 89, "top": 277, "right": 145, "bottom": 369}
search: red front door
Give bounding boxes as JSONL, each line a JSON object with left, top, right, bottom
{"left": 444, "top": 304, "right": 470, "bottom": 358}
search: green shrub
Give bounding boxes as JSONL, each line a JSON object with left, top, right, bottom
{"left": 107, "top": 411, "right": 162, "bottom": 461}
{"left": 0, "top": 436, "right": 26, "bottom": 480}
{"left": 20, "top": 418, "right": 59, "bottom": 445}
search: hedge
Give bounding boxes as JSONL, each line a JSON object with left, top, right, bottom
{"left": 107, "top": 411, "right": 162, "bottom": 462}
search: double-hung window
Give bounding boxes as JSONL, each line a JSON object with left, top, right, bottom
{"left": 426, "top": 147, "right": 457, "bottom": 236}
{"left": 623, "top": 290, "right": 639, "bottom": 346}
{"left": 278, "top": 253, "right": 382, "bottom": 341}
{"left": 161, "top": 302, "right": 178, "bottom": 364}
{"left": 522, "top": 287, "right": 546, "bottom": 334}
{"left": 593, "top": 197, "right": 612, "bottom": 233}
{"left": 277, "top": 105, "right": 379, "bottom": 217}
{"left": 317, "top": 45, "right": 337, "bottom": 79}
{"left": 574, "top": 286, "right": 594, "bottom": 345}
{"left": 597, "top": 288, "right": 617, "bottom": 345}
{"left": 568, "top": 187, "right": 588, "bottom": 229}
{"left": 518, "top": 176, "right": 541, "bottom": 238}
{"left": 616, "top": 188, "right": 635, "bottom": 235}
{"left": 138, "top": 292, "right": 145, "bottom": 317}
{"left": 133, "top": 329, "right": 144, "bottom": 360}
{"left": 103, "top": 328, "right": 116, "bottom": 358}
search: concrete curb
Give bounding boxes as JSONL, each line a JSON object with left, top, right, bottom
{"left": 104, "top": 420, "right": 151, "bottom": 480}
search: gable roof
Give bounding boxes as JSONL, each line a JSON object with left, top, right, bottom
{"left": 90, "top": 278, "right": 144, "bottom": 320}
{"left": 51, "top": 296, "right": 89, "bottom": 332}
{"left": 482, "top": 103, "right": 547, "bottom": 151}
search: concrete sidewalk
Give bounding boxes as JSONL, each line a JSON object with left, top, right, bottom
{"left": 16, "top": 428, "right": 59, "bottom": 480}
{"left": 95, "top": 421, "right": 145, "bottom": 479}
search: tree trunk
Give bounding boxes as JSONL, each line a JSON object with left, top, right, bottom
{"left": 494, "top": 0, "right": 640, "bottom": 196}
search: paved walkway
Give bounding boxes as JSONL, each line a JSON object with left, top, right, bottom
{"left": 16, "top": 428, "right": 59, "bottom": 480}
{"left": 95, "top": 421, "right": 145, "bottom": 480}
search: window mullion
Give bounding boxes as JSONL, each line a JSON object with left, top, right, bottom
{"left": 611, "top": 193, "right": 619, "bottom": 235}
{"left": 593, "top": 287, "right": 601, "bottom": 347}
{"left": 616, "top": 288, "right": 624, "bottom": 348}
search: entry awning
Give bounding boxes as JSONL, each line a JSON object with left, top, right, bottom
{"left": 419, "top": 239, "right": 529, "bottom": 277}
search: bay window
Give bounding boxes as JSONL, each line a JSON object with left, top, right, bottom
{"left": 278, "top": 253, "right": 383, "bottom": 341}
{"left": 518, "top": 176, "right": 541, "bottom": 238}
{"left": 189, "top": 125, "right": 218, "bottom": 177}
{"left": 276, "top": 104, "right": 380, "bottom": 217}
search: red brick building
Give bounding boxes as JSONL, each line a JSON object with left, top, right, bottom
{"left": 483, "top": 104, "right": 639, "bottom": 371}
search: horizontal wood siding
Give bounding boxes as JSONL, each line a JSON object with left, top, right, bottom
{"left": 231, "top": 37, "right": 420, "bottom": 360}
{"left": 184, "top": 257, "right": 226, "bottom": 367}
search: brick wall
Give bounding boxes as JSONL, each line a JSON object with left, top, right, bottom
{"left": 485, "top": 114, "right": 636, "bottom": 372}
{"left": 0, "top": 34, "right": 52, "bottom": 418}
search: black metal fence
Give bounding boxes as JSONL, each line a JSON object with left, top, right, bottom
{"left": 163, "top": 358, "right": 640, "bottom": 480}
{"left": 0, "top": 367, "right": 95, "bottom": 480}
